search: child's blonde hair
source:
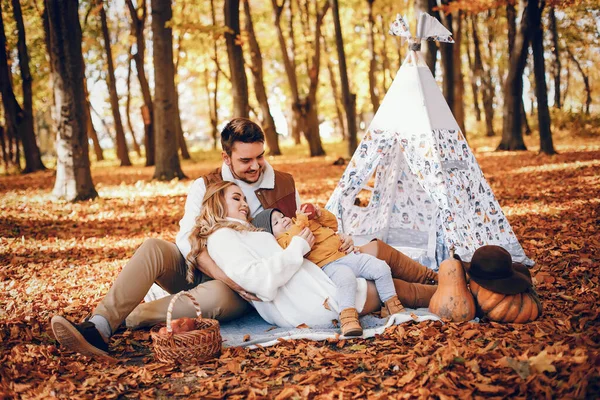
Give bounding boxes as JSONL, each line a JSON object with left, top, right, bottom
{"left": 186, "top": 181, "right": 259, "bottom": 283}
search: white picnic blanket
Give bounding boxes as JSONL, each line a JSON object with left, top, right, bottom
{"left": 144, "top": 284, "right": 441, "bottom": 348}
{"left": 220, "top": 307, "right": 440, "bottom": 348}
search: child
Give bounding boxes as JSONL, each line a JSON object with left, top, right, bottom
{"left": 251, "top": 205, "right": 404, "bottom": 336}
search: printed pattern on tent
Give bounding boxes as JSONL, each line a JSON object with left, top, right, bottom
{"left": 326, "top": 13, "right": 533, "bottom": 269}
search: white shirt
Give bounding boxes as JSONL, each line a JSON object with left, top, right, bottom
{"left": 207, "top": 223, "right": 368, "bottom": 328}
{"left": 175, "top": 161, "right": 301, "bottom": 259}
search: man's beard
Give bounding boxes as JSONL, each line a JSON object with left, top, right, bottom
{"left": 232, "top": 167, "right": 262, "bottom": 184}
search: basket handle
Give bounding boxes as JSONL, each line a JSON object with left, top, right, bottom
{"left": 165, "top": 291, "right": 202, "bottom": 334}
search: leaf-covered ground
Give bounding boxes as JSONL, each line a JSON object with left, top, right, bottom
{"left": 1, "top": 136, "right": 599, "bottom": 398}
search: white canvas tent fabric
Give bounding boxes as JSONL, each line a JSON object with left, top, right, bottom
{"left": 326, "top": 14, "right": 533, "bottom": 269}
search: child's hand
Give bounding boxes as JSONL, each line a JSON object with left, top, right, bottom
{"left": 313, "top": 204, "right": 322, "bottom": 218}
{"left": 300, "top": 203, "right": 319, "bottom": 220}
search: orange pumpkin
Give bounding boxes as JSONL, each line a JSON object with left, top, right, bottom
{"left": 429, "top": 259, "right": 476, "bottom": 322}
{"left": 469, "top": 281, "right": 541, "bottom": 323}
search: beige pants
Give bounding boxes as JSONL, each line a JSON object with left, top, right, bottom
{"left": 93, "top": 238, "right": 249, "bottom": 332}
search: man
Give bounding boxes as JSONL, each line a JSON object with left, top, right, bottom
{"left": 50, "top": 118, "right": 308, "bottom": 357}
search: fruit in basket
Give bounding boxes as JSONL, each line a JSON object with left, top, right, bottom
{"left": 172, "top": 317, "right": 196, "bottom": 333}
{"left": 158, "top": 317, "right": 196, "bottom": 335}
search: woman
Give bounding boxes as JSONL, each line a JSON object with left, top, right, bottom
{"left": 185, "top": 181, "right": 438, "bottom": 328}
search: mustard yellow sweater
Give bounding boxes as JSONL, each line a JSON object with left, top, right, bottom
{"left": 276, "top": 209, "right": 346, "bottom": 267}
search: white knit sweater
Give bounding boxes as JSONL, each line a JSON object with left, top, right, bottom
{"left": 207, "top": 224, "right": 368, "bottom": 328}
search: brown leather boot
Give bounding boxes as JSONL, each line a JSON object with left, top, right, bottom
{"left": 384, "top": 296, "right": 405, "bottom": 315}
{"left": 339, "top": 308, "right": 363, "bottom": 336}
{"left": 393, "top": 279, "right": 438, "bottom": 308}
{"left": 374, "top": 240, "right": 438, "bottom": 284}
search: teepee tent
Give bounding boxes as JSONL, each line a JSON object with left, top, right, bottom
{"left": 326, "top": 13, "right": 533, "bottom": 269}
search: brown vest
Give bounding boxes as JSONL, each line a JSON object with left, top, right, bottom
{"left": 203, "top": 167, "right": 297, "bottom": 218}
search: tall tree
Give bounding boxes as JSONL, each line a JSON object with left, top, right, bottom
{"left": 548, "top": 6, "right": 561, "bottom": 109}
{"left": 499, "top": 0, "right": 530, "bottom": 151}
{"left": 323, "top": 37, "right": 346, "bottom": 139}
{"left": 566, "top": 48, "right": 591, "bottom": 115}
{"left": 437, "top": 3, "right": 455, "bottom": 112}
{"left": 464, "top": 19, "right": 481, "bottom": 122}
{"left": 207, "top": 0, "right": 221, "bottom": 149}
{"left": 126, "top": 0, "right": 155, "bottom": 166}
{"left": 46, "top": 0, "right": 97, "bottom": 200}
{"left": 472, "top": 14, "right": 494, "bottom": 137}
{"left": 171, "top": 20, "right": 190, "bottom": 160}
{"left": 0, "top": 2, "right": 45, "bottom": 173}
{"left": 224, "top": 0, "right": 250, "bottom": 118}
{"left": 271, "top": 0, "right": 327, "bottom": 157}
{"left": 366, "top": 0, "right": 380, "bottom": 113}
{"left": 529, "top": 0, "right": 555, "bottom": 154}
{"left": 99, "top": 1, "right": 131, "bottom": 166}
{"left": 151, "top": 0, "right": 186, "bottom": 180}
{"left": 83, "top": 80, "right": 105, "bottom": 160}
{"left": 330, "top": 0, "right": 357, "bottom": 155}
{"left": 506, "top": 3, "right": 531, "bottom": 136}
{"left": 451, "top": 10, "right": 466, "bottom": 135}
{"left": 243, "top": 0, "right": 281, "bottom": 155}
{"left": 125, "top": 50, "right": 142, "bottom": 157}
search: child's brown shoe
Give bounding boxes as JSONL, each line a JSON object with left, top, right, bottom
{"left": 384, "top": 296, "right": 405, "bottom": 315}
{"left": 340, "top": 308, "right": 363, "bottom": 337}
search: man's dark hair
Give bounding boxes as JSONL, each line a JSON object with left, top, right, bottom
{"left": 220, "top": 118, "right": 265, "bottom": 155}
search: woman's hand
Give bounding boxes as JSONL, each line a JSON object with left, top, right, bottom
{"left": 338, "top": 233, "right": 354, "bottom": 253}
{"left": 295, "top": 227, "right": 315, "bottom": 248}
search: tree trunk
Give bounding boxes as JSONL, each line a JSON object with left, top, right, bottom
{"left": 472, "top": 15, "right": 494, "bottom": 136}
{"left": 272, "top": 0, "right": 302, "bottom": 145}
{"left": 209, "top": 0, "right": 220, "bottom": 149}
{"left": 0, "top": 126, "right": 7, "bottom": 170}
{"left": 83, "top": 79, "right": 104, "bottom": 160}
{"left": 4, "top": 1, "right": 46, "bottom": 173}
{"left": 46, "top": 0, "right": 97, "bottom": 201}
{"left": 562, "top": 58, "right": 570, "bottom": 108}
{"left": 323, "top": 37, "right": 346, "bottom": 139}
{"left": 99, "top": 2, "right": 131, "bottom": 166}
{"left": 126, "top": 0, "right": 154, "bottom": 166}
{"left": 151, "top": 0, "right": 186, "bottom": 180}
{"left": 529, "top": 0, "right": 555, "bottom": 154}
{"left": 567, "top": 48, "right": 591, "bottom": 115}
{"left": 499, "top": 0, "right": 530, "bottom": 151}
{"left": 331, "top": 0, "right": 356, "bottom": 155}
{"left": 506, "top": 3, "right": 530, "bottom": 137}
{"left": 366, "top": 0, "right": 379, "bottom": 114}
{"left": 224, "top": 0, "right": 249, "bottom": 118}
{"left": 548, "top": 6, "right": 561, "bottom": 109}
{"left": 415, "top": 0, "right": 438, "bottom": 75}
{"left": 172, "top": 32, "right": 190, "bottom": 160}
{"left": 243, "top": 0, "right": 281, "bottom": 155}
{"left": 301, "top": 1, "right": 329, "bottom": 157}
{"left": 465, "top": 18, "right": 481, "bottom": 122}
{"left": 438, "top": 8, "right": 454, "bottom": 112}
{"left": 452, "top": 10, "right": 466, "bottom": 135}
{"left": 125, "top": 50, "right": 142, "bottom": 157}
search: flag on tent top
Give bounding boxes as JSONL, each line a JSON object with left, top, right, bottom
{"left": 389, "top": 13, "right": 454, "bottom": 44}
{"left": 326, "top": 13, "right": 533, "bottom": 270}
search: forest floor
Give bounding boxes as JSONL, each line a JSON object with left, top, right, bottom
{"left": 1, "top": 131, "right": 599, "bottom": 398}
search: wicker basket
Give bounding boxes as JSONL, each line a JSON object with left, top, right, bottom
{"left": 150, "top": 291, "right": 221, "bottom": 363}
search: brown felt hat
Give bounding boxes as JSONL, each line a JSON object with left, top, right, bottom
{"left": 453, "top": 245, "right": 532, "bottom": 295}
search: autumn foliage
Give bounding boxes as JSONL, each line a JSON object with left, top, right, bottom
{"left": 0, "top": 136, "right": 599, "bottom": 398}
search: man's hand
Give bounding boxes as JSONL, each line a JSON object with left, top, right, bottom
{"left": 338, "top": 233, "right": 354, "bottom": 253}
{"left": 197, "top": 251, "right": 261, "bottom": 302}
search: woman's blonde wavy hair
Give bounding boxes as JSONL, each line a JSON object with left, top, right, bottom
{"left": 186, "top": 180, "right": 259, "bottom": 283}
